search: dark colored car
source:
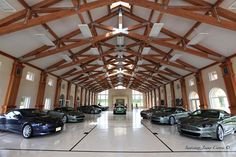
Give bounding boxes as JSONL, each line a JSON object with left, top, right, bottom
{"left": 140, "top": 106, "right": 165, "bottom": 119}
{"left": 0, "top": 109, "right": 64, "bottom": 138}
{"left": 177, "top": 109, "right": 236, "bottom": 141}
{"left": 113, "top": 105, "right": 126, "bottom": 114}
{"left": 92, "top": 105, "right": 109, "bottom": 111}
{"left": 78, "top": 106, "right": 102, "bottom": 114}
{"left": 47, "top": 107, "right": 85, "bottom": 123}
{"left": 151, "top": 107, "right": 190, "bottom": 125}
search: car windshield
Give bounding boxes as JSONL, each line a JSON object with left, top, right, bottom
{"left": 20, "top": 109, "right": 45, "bottom": 117}
{"left": 163, "top": 108, "right": 176, "bottom": 113}
{"left": 191, "top": 110, "right": 219, "bottom": 118}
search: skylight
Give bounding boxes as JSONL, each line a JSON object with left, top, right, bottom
{"left": 110, "top": 1, "right": 131, "bottom": 9}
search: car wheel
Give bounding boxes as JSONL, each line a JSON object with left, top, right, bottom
{"left": 216, "top": 125, "right": 224, "bottom": 141}
{"left": 169, "top": 116, "right": 175, "bottom": 125}
{"left": 62, "top": 115, "right": 68, "bottom": 123}
{"left": 22, "top": 124, "right": 32, "bottom": 138}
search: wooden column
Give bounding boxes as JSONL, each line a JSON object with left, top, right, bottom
{"left": 220, "top": 59, "right": 236, "bottom": 115}
{"left": 180, "top": 78, "right": 189, "bottom": 110}
{"left": 158, "top": 87, "right": 161, "bottom": 106}
{"left": 74, "top": 85, "right": 78, "bottom": 110}
{"left": 2, "top": 61, "right": 24, "bottom": 113}
{"left": 154, "top": 89, "right": 157, "bottom": 106}
{"left": 163, "top": 85, "right": 167, "bottom": 107}
{"left": 170, "top": 82, "right": 176, "bottom": 107}
{"left": 80, "top": 87, "right": 83, "bottom": 106}
{"left": 93, "top": 92, "right": 96, "bottom": 105}
{"left": 66, "top": 82, "right": 71, "bottom": 107}
{"left": 35, "top": 71, "right": 47, "bottom": 110}
{"left": 54, "top": 78, "right": 62, "bottom": 108}
{"left": 84, "top": 89, "right": 87, "bottom": 105}
{"left": 147, "top": 92, "right": 149, "bottom": 108}
{"left": 195, "top": 71, "right": 208, "bottom": 109}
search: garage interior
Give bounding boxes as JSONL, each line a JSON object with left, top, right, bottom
{"left": 0, "top": 0, "right": 236, "bottom": 157}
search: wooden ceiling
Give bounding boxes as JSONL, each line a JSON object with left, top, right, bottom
{"left": 0, "top": 0, "right": 236, "bottom": 93}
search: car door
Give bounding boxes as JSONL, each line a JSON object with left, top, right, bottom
{"left": 220, "top": 111, "right": 236, "bottom": 134}
{"left": 175, "top": 108, "right": 187, "bottom": 120}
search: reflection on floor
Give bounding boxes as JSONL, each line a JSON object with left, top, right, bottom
{"left": 0, "top": 109, "right": 236, "bottom": 157}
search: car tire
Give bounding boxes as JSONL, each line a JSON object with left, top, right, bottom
{"left": 22, "top": 124, "right": 32, "bottom": 138}
{"left": 216, "top": 125, "right": 224, "bottom": 141}
{"left": 62, "top": 115, "right": 68, "bottom": 123}
{"left": 169, "top": 116, "right": 175, "bottom": 125}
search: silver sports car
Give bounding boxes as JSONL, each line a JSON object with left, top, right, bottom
{"left": 151, "top": 107, "right": 190, "bottom": 125}
{"left": 177, "top": 109, "right": 236, "bottom": 141}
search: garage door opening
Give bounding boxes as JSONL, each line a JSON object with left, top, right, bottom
{"left": 209, "top": 88, "right": 230, "bottom": 113}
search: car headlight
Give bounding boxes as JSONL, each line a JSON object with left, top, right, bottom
{"left": 202, "top": 124, "right": 213, "bottom": 128}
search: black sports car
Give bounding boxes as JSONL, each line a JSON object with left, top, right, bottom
{"left": 78, "top": 106, "right": 102, "bottom": 114}
{"left": 91, "top": 105, "right": 109, "bottom": 111}
{"left": 177, "top": 109, "right": 236, "bottom": 141}
{"left": 0, "top": 109, "right": 64, "bottom": 138}
{"left": 113, "top": 105, "right": 126, "bottom": 114}
{"left": 140, "top": 106, "right": 165, "bottom": 119}
{"left": 47, "top": 107, "right": 85, "bottom": 123}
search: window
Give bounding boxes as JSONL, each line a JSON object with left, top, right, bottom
{"left": 26, "top": 71, "right": 35, "bottom": 81}
{"left": 189, "top": 91, "right": 200, "bottom": 111}
{"left": 48, "top": 78, "right": 53, "bottom": 87}
{"left": 20, "top": 97, "right": 31, "bottom": 109}
{"left": 44, "top": 98, "right": 51, "bottom": 110}
{"left": 209, "top": 88, "right": 230, "bottom": 113}
{"left": 208, "top": 71, "right": 218, "bottom": 81}
{"left": 97, "top": 90, "right": 108, "bottom": 106}
{"left": 189, "top": 79, "right": 194, "bottom": 86}
{"left": 132, "top": 90, "right": 144, "bottom": 107}
{"left": 115, "top": 85, "right": 126, "bottom": 89}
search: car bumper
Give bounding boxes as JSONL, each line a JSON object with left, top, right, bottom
{"left": 151, "top": 117, "right": 169, "bottom": 124}
{"left": 177, "top": 124, "right": 216, "bottom": 139}
{"left": 33, "top": 123, "right": 64, "bottom": 136}
{"left": 114, "top": 110, "right": 126, "bottom": 114}
{"left": 68, "top": 115, "right": 85, "bottom": 122}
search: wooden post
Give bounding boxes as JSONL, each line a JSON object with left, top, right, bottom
{"left": 74, "top": 85, "right": 78, "bottom": 110}
{"left": 195, "top": 71, "right": 208, "bottom": 109}
{"left": 163, "top": 85, "right": 167, "bottom": 107}
{"left": 66, "top": 82, "right": 71, "bottom": 107}
{"left": 80, "top": 87, "right": 83, "bottom": 106}
{"left": 2, "top": 61, "right": 24, "bottom": 113}
{"left": 220, "top": 59, "right": 236, "bottom": 115}
{"left": 154, "top": 89, "right": 157, "bottom": 106}
{"left": 170, "top": 81, "right": 176, "bottom": 107}
{"left": 54, "top": 78, "right": 62, "bottom": 108}
{"left": 35, "top": 71, "right": 47, "bottom": 110}
{"left": 180, "top": 78, "right": 189, "bottom": 110}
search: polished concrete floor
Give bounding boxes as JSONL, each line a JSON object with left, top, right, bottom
{"left": 0, "top": 109, "right": 236, "bottom": 157}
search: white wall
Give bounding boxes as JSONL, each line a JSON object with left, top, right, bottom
{"left": 60, "top": 80, "right": 68, "bottom": 98}
{"left": 166, "top": 84, "right": 172, "bottom": 107}
{"left": 185, "top": 74, "right": 198, "bottom": 109}
{"left": 16, "top": 65, "right": 41, "bottom": 108}
{"left": 0, "top": 55, "right": 13, "bottom": 112}
{"left": 174, "top": 80, "right": 182, "bottom": 99}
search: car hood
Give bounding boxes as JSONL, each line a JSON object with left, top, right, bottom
{"left": 26, "top": 115, "right": 61, "bottom": 124}
{"left": 179, "top": 116, "right": 219, "bottom": 126}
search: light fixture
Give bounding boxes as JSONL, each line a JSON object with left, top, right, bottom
{"left": 60, "top": 54, "right": 73, "bottom": 63}
{"left": 34, "top": 34, "right": 55, "bottom": 46}
{"left": 169, "top": 54, "right": 182, "bottom": 62}
{"left": 149, "top": 23, "right": 164, "bottom": 37}
{"left": 90, "top": 47, "right": 100, "bottom": 55}
{"left": 0, "top": 0, "right": 16, "bottom": 12}
{"left": 110, "top": 1, "right": 131, "bottom": 9}
{"left": 78, "top": 24, "right": 93, "bottom": 38}
{"left": 187, "top": 33, "right": 208, "bottom": 45}
{"left": 117, "top": 36, "right": 124, "bottom": 45}
{"left": 142, "top": 47, "right": 151, "bottom": 55}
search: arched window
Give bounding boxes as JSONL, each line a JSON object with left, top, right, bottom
{"left": 189, "top": 91, "right": 200, "bottom": 111}
{"left": 209, "top": 88, "right": 230, "bottom": 113}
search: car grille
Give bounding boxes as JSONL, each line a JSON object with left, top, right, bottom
{"left": 180, "top": 125, "right": 200, "bottom": 131}
{"left": 181, "top": 130, "right": 200, "bottom": 137}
